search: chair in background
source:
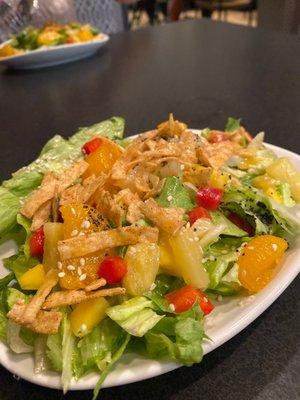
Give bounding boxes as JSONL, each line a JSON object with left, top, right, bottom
{"left": 196, "top": 0, "right": 257, "bottom": 25}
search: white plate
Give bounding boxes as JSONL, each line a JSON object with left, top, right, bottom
{"left": 0, "top": 35, "right": 109, "bottom": 69}
{"left": 0, "top": 139, "right": 299, "bottom": 391}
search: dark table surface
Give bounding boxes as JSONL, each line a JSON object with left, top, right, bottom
{"left": 0, "top": 19, "right": 299, "bottom": 400}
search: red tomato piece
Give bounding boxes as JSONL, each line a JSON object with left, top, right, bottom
{"left": 98, "top": 256, "right": 127, "bottom": 284}
{"left": 227, "top": 212, "right": 255, "bottom": 236}
{"left": 165, "top": 285, "right": 214, "bottom": 315}
{"left": 196, "top": 187, "right": 224, "bottom": 210}
{"left": 208, "top": 131, "right": 228, "bottom": 143}
{"left": 82, "top": 137, "right": 102, "bottom": 155}
{"left": 188, "top": 206, "right": 211, "bottom": 225}
{"left": 30, "top": 227, "right": 44, "bottom": 257}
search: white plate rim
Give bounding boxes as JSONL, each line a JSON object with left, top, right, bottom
{"left": 0, "top": 133, "right": 299, "bottom": 391}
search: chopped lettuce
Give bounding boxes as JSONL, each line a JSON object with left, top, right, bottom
{"left": 0, "top": 188, "right": 20, "bottom": 238}
{"left": 210, "top": 211, "right": 248, "bottom": 237}
{"left": 47, "top": 332, "right": 63, "bottom": 372}
{"left": 106, "top": 297, "right": 164, "bottom": 337}
{"left": 3, "top": 253, "right": 39, "bottom": 281}
{"left": 16, "top": 214, "right": 31, "bottom": 259}
{"left": 225, "top": 117, "right": 241, "bottom": 132}
{"left": 69, "top": 117, "right": 125, "bottom": 146}
{"left": 7, "top": 287, "right": 29, "bottom": 309}
{"left": 92, "top": 332, "right": 130, "bottom": 400}
{"left": 61, "top": 315, "right": 76, "bottom": 394}
{"left": 3, "top": 170, "right": 43, "bottom": 198}
{"left": 157, "top": 176, "right": 194, "bottom": 210}
{"left": 221, "top": 185, "right": 300, "bottom": 239}
{"left": 277, "top": 183, "right": 296, "bottom": 207}
{"left": 145, "top": 304, "right": 204, "bottom": 366}
{"left": 0, "top": 272, "right": 15, "bottom": 290}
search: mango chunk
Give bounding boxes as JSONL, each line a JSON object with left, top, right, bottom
{"left": 19, "top": 264, "right": 46, "bottom": 290}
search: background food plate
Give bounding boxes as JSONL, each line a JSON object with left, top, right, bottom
{"left": 0, "top": 137, "right": 299, "bottom": 390}
{"left": 0, "top": 34, "right": 109, "bottom": 70}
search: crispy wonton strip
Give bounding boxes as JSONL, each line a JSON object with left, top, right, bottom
{"left": 30, "top": 200, "right": 52, "bottom": 231}
{"left": 140, "top": 198, "right": 184, "bottom": 235}
{"left": 58, "top": 226, "right": 159, "bottom": 260}
{"left": 84, "top": 278, "right": 107, "bottom": 292}
{"left": 7, "top": 303, "right": 62, "bottom": 335}
{"left": 57, "top": 160, "right": 88, "bottom": 192}
{"left": 21, "top": 173, "right": 58, "bottom": 219}
{"left": 20, "top": 270, "right": 58, "bottom": 325}
{"left": 42, "top": 287, "right": 125, "bottom": 309}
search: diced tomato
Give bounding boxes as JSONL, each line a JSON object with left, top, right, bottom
{"left": 227, "top": 212, "right": 255, "bottom": 236}
{"left": 188, "top": 206, "right": 211, "bottom": 225}
{"left": 165, "top": 285, "right": 214, "bottom": 315}
{"left": 30, "top": 227, "right": 44, "bottom": 257}
{"left": 208, "top": 131, "right": 228, "bottom": 143}
{"left": 82, "top": 137, "right": 102, "bottom": 155}
{"left": 65, "top": 36, "right": 74, "bottom": 44}
{"left": 98, "top": 256, "right": 127, "bottom": 284}
{"left": 196, "top": 187, "right": 224, "bottom": 210}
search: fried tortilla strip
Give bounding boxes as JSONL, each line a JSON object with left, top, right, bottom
{"left": 30, "top": 200, "right": 52, "bottom": 231}
{"left": 58, "top": 226, "right": 159, "bottom": 260}
{"left": 140, "top": 198, "right": 184, "bottom": 235}
{"left": 84, "top": 278, "right": 107, "bottom": 292}
{"left": 42, "top": 287, "right": 125, "bottom": 309}
{"left": 197, "top": 141, "right": 241, "bottom": 169}
{"left": 57, "top": 160, "right": 88, "bottom": 192}
{"left": 7, "top": 303, "right": 62, "bottom": 335}
{"left": 60, "top": 173, "right": 106, "bottom": 205}
{"left": 20, "top": 270, "right": 59, "bottom": 325}
{"left": 21, "top": 173, "right": 58, "bottom": 219}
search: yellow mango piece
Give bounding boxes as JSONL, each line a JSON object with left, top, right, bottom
{"left": 159, "top": 235, "right": 181, "bottom": 277}
{"left": 209, "top": 169, "right": 229, "bottom": 189}
{"left": 169, "top": 228, "right": 209, "bottom": 289}
{"left": 37, "top": 31, "right": 61, "bottom": 46}
{"left": 123, "top": 243, "right": 160, "bottom": 296}
{"left": 77, "top": 26, "right": 94, "bottom": 42}
{"left": 19, "top": 264, "right": 46, "bottom": 290}
{"left": 70, "top": 297, "right": 109, "bottom": 337}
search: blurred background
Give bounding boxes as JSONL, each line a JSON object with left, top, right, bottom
{"left": 0, "top": 0, "right": 299, "bottom": 42}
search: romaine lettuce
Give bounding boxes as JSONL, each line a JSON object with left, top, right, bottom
{"left": 157, "top": 176, "right": 194, "bottom": 210}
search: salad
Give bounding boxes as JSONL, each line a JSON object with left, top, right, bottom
{"left": 0, "top": 115, "right": 299, "bottom": 398}
{"left": 0, "top": 23, "right": 103, "bottom": 58}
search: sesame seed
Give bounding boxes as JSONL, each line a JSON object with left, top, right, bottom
{"left": 78, "top": 232, "right": 85, "bottom": 236}
{"left": 271, "top": 243, "right": 278, "bottom": 251}
{"left": 81, "top": 220, "right": 91, "bottom": 229}
{"left": 188, "top": 237, "right": 194, "bottom": 242}
{"left": 217, "top": 295, "right": 223, "bottom": 302}
{"left": 77, "top": 267, "right": 82, "bottom": 276}
{"left": 221, "top": 250, "right": 228, "bottom": 254}
{"left": 194, "top": 236, "right": 199, "bottom": 242}
{"left": 79, "top": 274, "right": 87, "bottom": 281}
{"left": 57, "top": 261, "right": 62, "bottom": 270}
{"left": 58, "top": 272, "right": 65, "bottom": 278}
{"left": 79, "top": 258, "right": 86, "bottom": 267}
{"left": 80, "top": 324, "right": 87, "bottom": 332}
{"left": 169, "top": 303, "right": 175, "bottom": 312}
{"left": 71, "top": 229, "right": 78, "bottom": 237}
{"left": 150, "top": 283, "right": 156, "bottom": 291}
{"left": 180, "top": 164, "right": 185, "bottom": 171}
{"left": 71, "top": 207, "right": 76, "bottom": 216}
{"left": 67, "top": 264, "right": 75, "bottom": 271}
{"left": 209, "top": 255, "right": 215, "bottom": 261}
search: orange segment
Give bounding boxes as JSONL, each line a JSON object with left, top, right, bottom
{"left": 83, "top": 138, "right": 122, "bottom": 178}
{"left": 238, "top": 235, "right": 288, "bottom": 293}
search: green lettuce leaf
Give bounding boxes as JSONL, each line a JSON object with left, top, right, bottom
{"left": 0, "top": 188, "right": 20, "bottom": 238}
{"left": 210, "top": 211, "right": 248, "bottom": 237}
{"left": 145, "top": 304, "right": 204, "bottom": 366}
{"left": 61, "top": 315, "right": 76, "bottom": 394}
{"left": 225, "top": 117, "right": 241, "bottom": 132}
{"left": 7, "top": 287, "right": 29, "bottom": 310}
{"left": 3, "top": 170, "right": 43, "bottom": 198}
{"left": 106, "top": 297, "right": 164, "bottom": 337}
{"left": 157, "top": 176, "right": 194, "bottom": 210}
{"left": 3, "top": 253, "right": 39, "bottom": 280}
{"left": 47, "top": 332, "right": 63, "bottom": 372}
{"left": 92, "top": 332, "right": 130, "bottom": 400}
{"left": 16, "top": 214, "right": 31, "bottom": 259}
{"left": 277, "top": 183, "right": 295, "bottom": 207}
{"left": 70, "top": 116, "right": 125, "bottom": 146}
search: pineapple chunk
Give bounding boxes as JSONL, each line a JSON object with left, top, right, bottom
{"left": 266, "top": 158, "right": 300, "bottom": 202}
{"left": 43, "top": 222, "right": 64, "bottom": 271}
{"left": 70, "top": 297, "right": 109, "bottom": 337}
{"left": 123, "top": 243, "right": 160, "bottom": 296}
{"left": 169, "top": 228, "right": 209, "bottom": 289}
{"left": 19, "top": 264, "right": 46, "bottom": 290}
